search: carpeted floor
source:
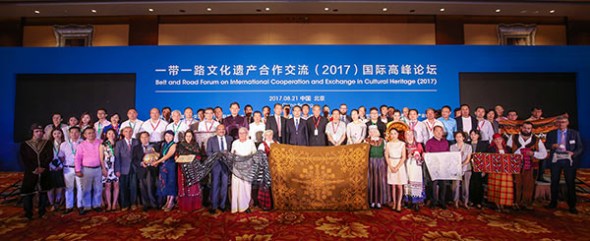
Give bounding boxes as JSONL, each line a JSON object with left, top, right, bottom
{"left": 1, "top": 170, "right": 589, "bottom": 241}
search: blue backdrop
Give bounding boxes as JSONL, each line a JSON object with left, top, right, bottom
{"left": 0, "top": 45, "right": 589, "bottom": 171}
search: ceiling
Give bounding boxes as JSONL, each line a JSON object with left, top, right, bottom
{"left": 0, "top": 1, "right": 589, "bottom": 19}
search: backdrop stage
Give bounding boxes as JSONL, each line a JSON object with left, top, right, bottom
{"left": 0, "top": 45, "right": 589, "bottom": 171}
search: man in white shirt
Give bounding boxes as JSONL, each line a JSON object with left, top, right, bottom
{"left": 248, "top": 111, "right": 266, "bottom": 142}
{"left": 183, "top": 107, "right": 199, "bottom": 134}
{"left": 166, "top": 110, "right": 189, "bottom": 142}
{"left": 455, "top": 104, "right": 478, "bottom": 142}
{"left": 507, "top": 122, "right": 547, "bottom": 210}
{"left": 62, "top": 116, "right": 79, "bottom": 142}
{"left": 93, "top": 108, "right": 111, "bottom": 139}
{"left": 326, "top": 109, "right": 346, "bottom": 146}
{"left": 121, "top": 108, "right": 143, "bottom": 139}
{"left": 57, "top": 126, "right": 83, "bottom": 214}
{"left": 407, "top": 109, "right": 426, "bottom": 144}
{"left": 140, "top": 108, "right": 168, "bottom": 144}
{"left": 197, "top": 108, "right": 219, "bottom": 149}
{"left": 474, "top": 106, "right": 495, "bottom": 142}
{"left": 301, "top": 104, "right": 311, "bottom": 120}
{"left": 421, "top": 108, "right": 444, "bottom": 142}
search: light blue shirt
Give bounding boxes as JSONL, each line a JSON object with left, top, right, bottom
{"left": 438, "top": 117, "right": 457, "bottom": 141}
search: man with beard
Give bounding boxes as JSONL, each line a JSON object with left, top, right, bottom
{"left": 507, "top": 121, "right": 547, "bottom": 210}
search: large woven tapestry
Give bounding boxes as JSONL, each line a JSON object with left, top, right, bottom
{"left": 472, "top": 153, "right": 523, "bottom": 174}
{"left": 269, "top": 143, "right": 370, "bottom": 211}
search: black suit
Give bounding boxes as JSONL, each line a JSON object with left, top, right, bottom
{"left": 266, "top": 115, "right": 286, "bottom": 143}
{"left": 455, "top": 116, "right": 478, "bottom": 141}
{"left": 206, "top": 135, "right": 233, "bottom": 210}
{"left": 286, "top": 117, "right": 308, "bottom": 146}
{"left": 545, "top": 129, "right": 584, "bottom": 209}
{"left": 307, "top": 116, "right": 328, "bottom": 146}
{"left": 132, "top": 144, "right": 158, "bottom": 208}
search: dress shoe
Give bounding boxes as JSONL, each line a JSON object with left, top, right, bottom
{"left": 93, "top": 207, "right": 103, "bottom": 212}
{"left": 79, "top": 209, "right": 87, "bottom": 215}
{"left": 569, "top": 208, "right": 579, "bottom": 214}
{"left": 208, "top": 209, "right": 216, "bottom": 214}
{"left": 63, "top": 209, "right": 73, "bottom": 214}
{"left": 244, "top": 208, "right": 252, "bottom": 213}
{"left": 545, "top": 204, "right": 557, "bottom": 209}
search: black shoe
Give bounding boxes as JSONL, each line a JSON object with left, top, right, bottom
{"left": 208, "top": 209, "right": 216, "bottom": 214}
{"left": 25, "top": 215, "right": 33, "bottom": 221}
{"left": 38, "top": 211, "right": 46, "bottom": 219}
{"left": 63, "top": 209, "right": 73, "bottom": 214}
{"left": 441, "top": 205, "right": 447, "bottom": 210}
{"left": 545, "top": 204, "right": 557, "bottom": 209}
{"left": 569, "top": 208, "right": 579, "bottom": 214}
{"left": 219, "top": 207, "right": 226, "bottom": 213}
{"left": 93, "top": 208, "right": 103, "bottom": 212}
{"left": 79, "top": 209, "right": 87, "bottom": 215}
{"left": 414, "top": 204, "right": 420, "bottom": 212}
{"left": 244, "top": 208, "right": 252, "bottom": 213}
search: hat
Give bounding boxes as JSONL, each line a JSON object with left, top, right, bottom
{"left": 30, "top": 123, "right": 43, "bottom": 131}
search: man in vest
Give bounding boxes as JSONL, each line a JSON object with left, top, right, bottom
{"left": 507, "top": 121, "right": 547, "bottom": 210}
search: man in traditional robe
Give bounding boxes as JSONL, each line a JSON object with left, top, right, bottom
{"left": 20, "top": 124, "right": 52, "bottom": 220}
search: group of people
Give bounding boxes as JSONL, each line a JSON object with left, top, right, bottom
{"left": 19, "top": 102, "right": 583, "bottom": 220}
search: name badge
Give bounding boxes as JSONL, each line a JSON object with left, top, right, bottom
{"left": 569, "top": 140, "right": 576, "bottom": 144}
{"left": 314, "top": 129, "right": 318, "bottom": 136}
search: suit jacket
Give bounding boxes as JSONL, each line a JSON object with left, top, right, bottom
{"left": 266, "top": 115, "right": 287, "bottom": 143}
{"left": 132, "top": 144, "right": 157, "bottom": 179}
{"left": 286, "top": 117, "right": 308, "bottom": 146}
{"left": 114, "top": 138, "right": 138, "bottom": 175}
{"left": 545, "top": 129, "right": 584, "bottom": 166}
{"left": 206, "top": 135, "right": 234, "bottom": 157}
{"left": 340, "top": 115, "right": 353, "bottom": 125}
{"left": 455, "top": 115, "right": 479, "bottom": 134}
{"left": 307, "top": 115, "right": 328, "bottom": 146}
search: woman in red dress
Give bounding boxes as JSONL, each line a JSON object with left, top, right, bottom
{"left": 176, "top": 131, "right": 203, "bottom": 212}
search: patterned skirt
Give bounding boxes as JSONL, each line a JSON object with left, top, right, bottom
{"left": 404, "top": 158, "right": 425, "bottom": 203}
{"left": 158, "top": 160, "right": 177, "bottom": 197}
{"left": 177, "top": 166, "right": 202, "bottom": 211}
{"left": 258, "top": 186, "right": 272, "bottom": 210}
{"left": 487, "top": 173, "right": 513, "bottom": 206}
{"left": 368, "top": 157, "right": 391, "bottom": 204}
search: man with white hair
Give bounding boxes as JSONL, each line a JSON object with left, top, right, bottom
{"left": 166, "top": 110, "right": 188, "bottom": 142}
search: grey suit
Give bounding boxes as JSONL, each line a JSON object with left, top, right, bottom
{"left": 115, "top": 138, "right": 138, "bottom": 209}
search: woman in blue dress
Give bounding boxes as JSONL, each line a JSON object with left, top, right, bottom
{"left": 153, "top": 130, "right": 177, "bottom": 212}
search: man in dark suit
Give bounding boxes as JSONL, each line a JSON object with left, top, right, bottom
{"left": 286, "top": 105, "right": 308, "bottom": 146}
{"left": 266, "top": 103, "right": 286, "bottom": 143}
{"left": 132, "top": 131, "right": 158, "bottom": 211}
{"left": 115, "top": 126, "right": 139, "bottom": 211}
{"left": 206, "top": 124, "right": 233, "bottom": 214}
{"left": 339, "top": 104, "right": 353, "bottom": 125}
{"left": 455, "top": 104, "right": 479, "bottom": 142}
{"left": 545, "top": 116, "right": 584, "bottom": 214}
{"left": 307, "top": 104, "right": 328, "bottom": 146}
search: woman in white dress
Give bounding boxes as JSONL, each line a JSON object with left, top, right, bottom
{"left": 385, "top": 128, "right": 407, "bottom": 212}
{"left": 231, "top": 127, "right": 258, "bottom": 213}
{"left": 346, "top": 109, "right": 367, "bottom": 144}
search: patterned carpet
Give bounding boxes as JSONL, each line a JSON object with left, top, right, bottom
{"left": 1, "top": 171, "right": 589, "bottom": 241}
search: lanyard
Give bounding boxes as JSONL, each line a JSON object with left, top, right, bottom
{"left": 162, "top": 142, "right": 173, "bottom": 155}
{"left": 97, "top": 122, "right": 103, "bottom": 135}
{"left": 172, "top": 122, "right": 181, "bottom": 134}
{"left": 410, "top": 121, "right": 417, "bottom": 131}
{"left": 106, "top": 141, "right": 114, "bottom": 154}
{"left": 425, "top": 120, "right": 435, "bottom": 132}
{"left": 69, "top": 140, "right": 77, "bottom": 155}
{"left": 477, "top": 120, "right": 485, "bottom": 131}
{"left": 206, "top": 120, "right": 215, "bottom": 132}
{"left": 129, "top": 121, "right": 136, "bottom": 131}
{"left": 314, "top": 116, "right": 322, "bottom": 129}
{"left": 331, "top": 122, "right": 340, "bottom": 134}
{"left": 150, "top": 120, "right": 161, "bottom": 131}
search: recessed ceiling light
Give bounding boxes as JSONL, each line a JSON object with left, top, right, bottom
{"left": 206, "top": 7, "right": 212, "bottom": 12}
{"left": 148, "top": 8, "right": 154, "bottom": 12}
{"left": 265, "top": 7, "right": 270, "bottom": 11}
{"left": 34, "top": 10, "right": 40, "bottom": 14}
{"left": 440, "top": 8, "right": 445, "bottom": 12}
{"left": 495, "top": 9, "right": 501, "bottom": 13}
{"left": 520, "top": 10, "right": 528, "bottom": 13}
{"left": 382, "top": 8, "right": 388, "bottom": 12}
{"left": 549, "top": 10, "right": 556, "bottom": 14}
{"left": 324, "top": 7, "right": 330, "bottom": 11}
{"left": 91, "top": 9, "right": 97, "bottom": 13}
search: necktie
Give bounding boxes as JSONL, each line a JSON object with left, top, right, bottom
{"left": 220, "top": 137, "right": 225, "bottom": 151}
{"left": 276, "top": 116, "right": 281, "bottom": 136}
{"left": 295, "top": 119, "right": 299, "bottom": 131}
{"left": 560, "top": 131, "right": 567, "bottom": 146}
